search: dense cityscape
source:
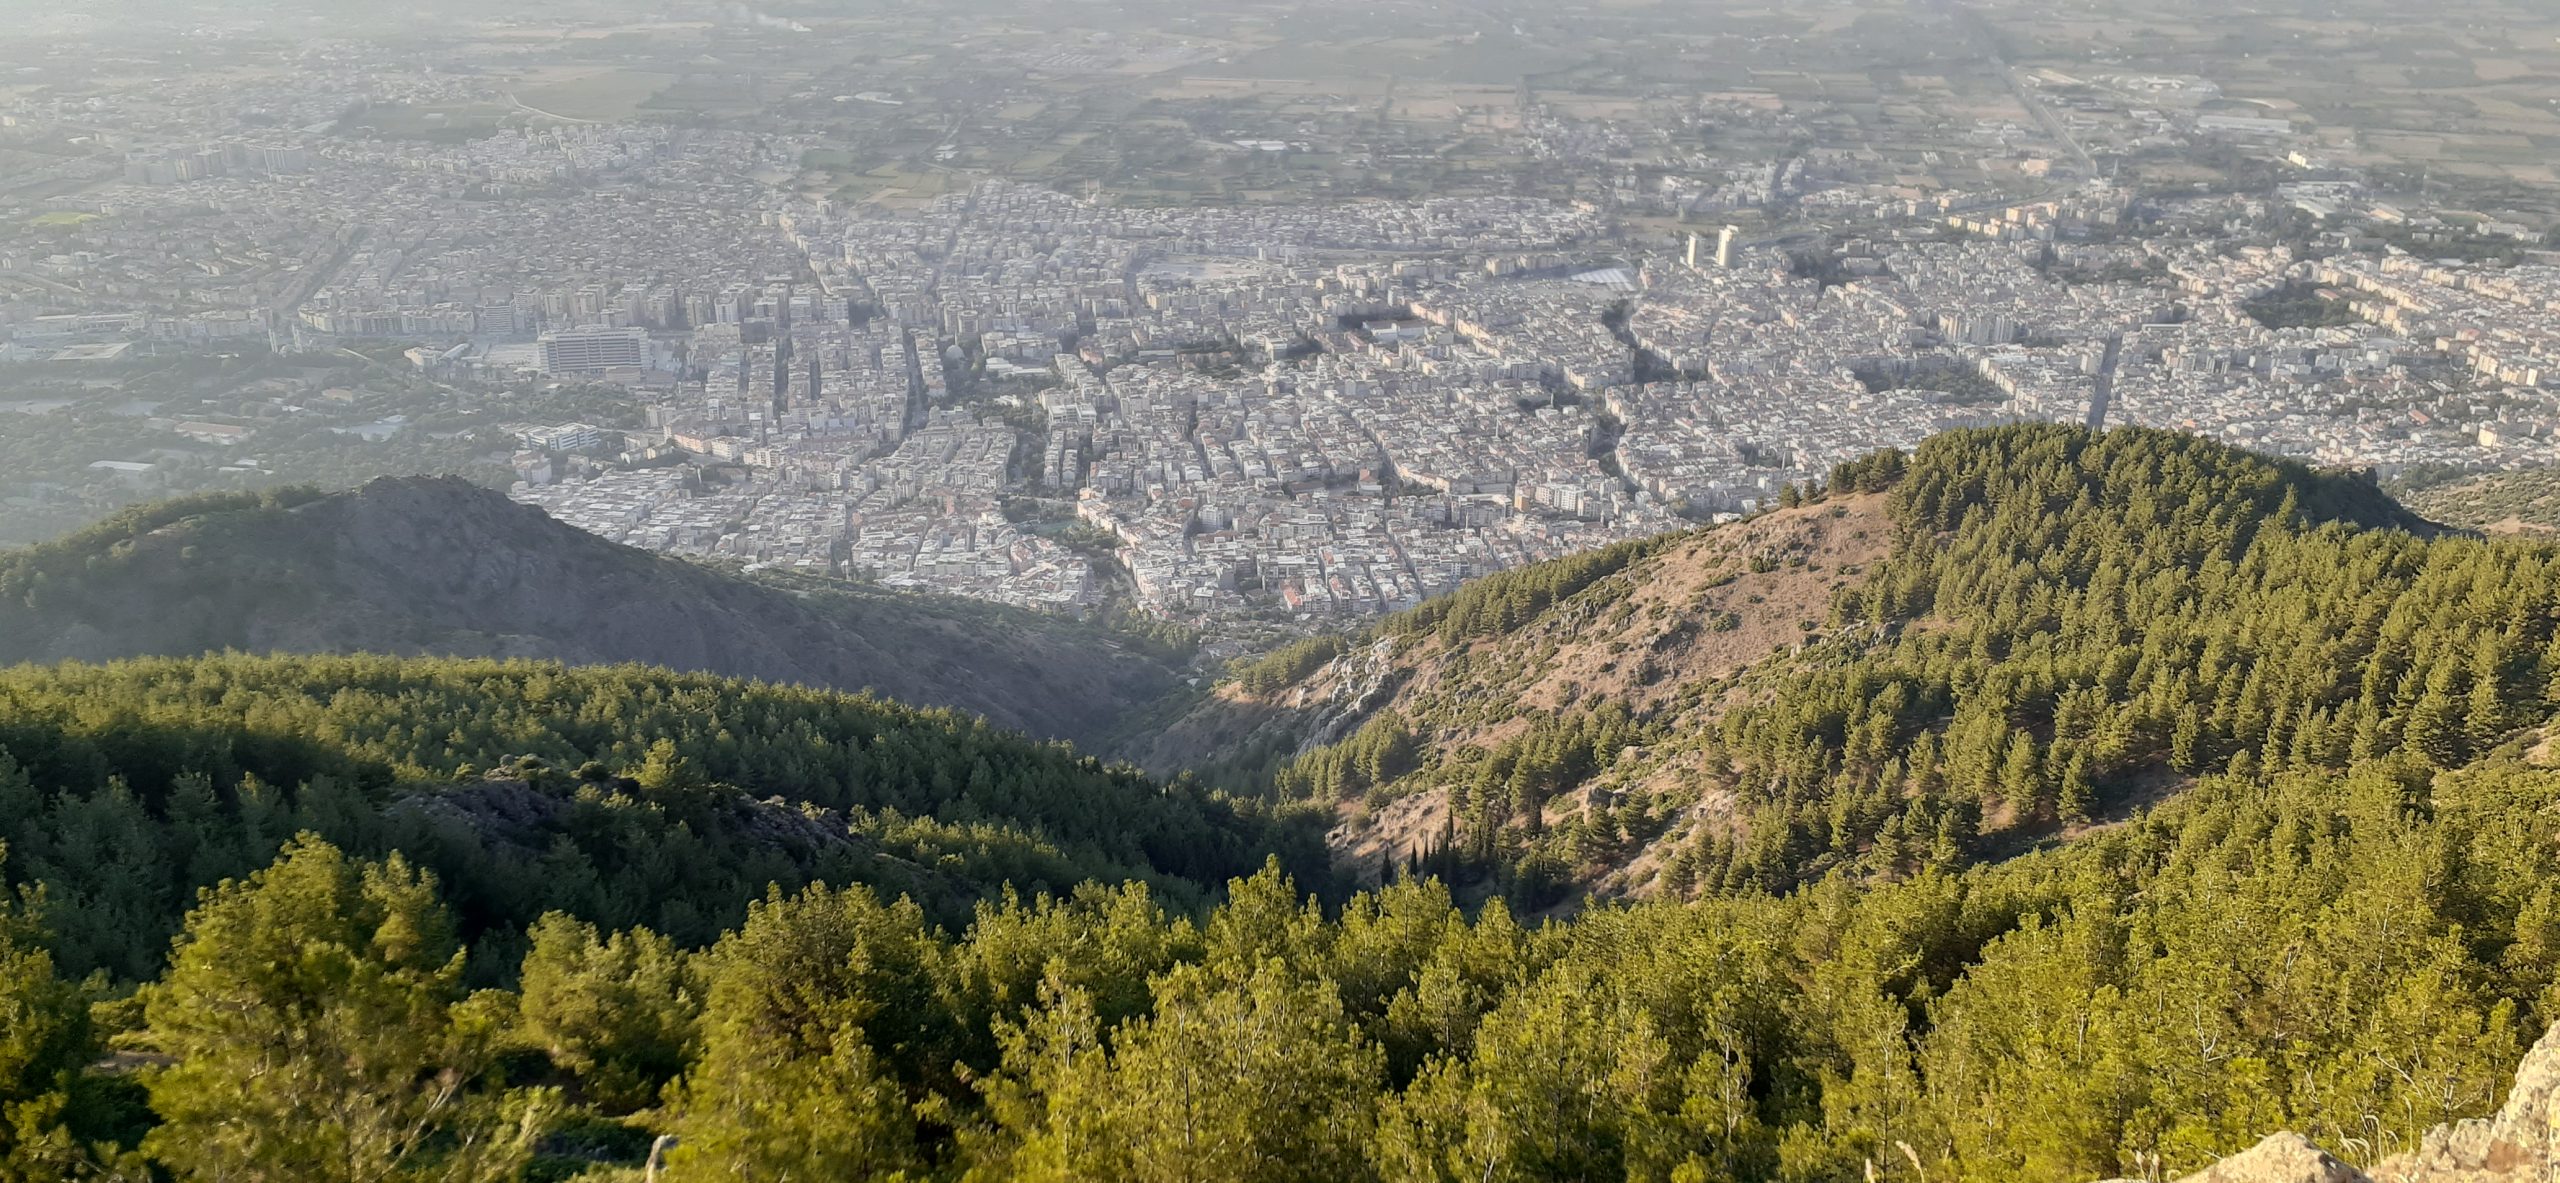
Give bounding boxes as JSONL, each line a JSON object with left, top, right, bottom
{"left": 8, "top": 0, "right": 2560, "bottom": 635}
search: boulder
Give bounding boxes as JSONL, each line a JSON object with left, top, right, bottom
{"left": 2174, "top": 1134, "right": 2369, "bottom": 1183}
{"left": 2366, "top": 1016, "right": 2560, "bottom": 1181}
{"left": 2129, "top": 1020, "right": 2560, "bottom": 1183}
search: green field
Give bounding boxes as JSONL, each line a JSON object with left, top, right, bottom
{"left": 339, "top": 102, "right": 515, "bottom": 142}
{"left": 513, "top": 69, "right": 677, "bottom": 122}
{"left": 1218, "top": 37, "right": 1580, "bottom": 86}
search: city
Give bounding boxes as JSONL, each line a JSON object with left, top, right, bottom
{"left": 6, "top": 0, "right": 2560, "bottom": 644}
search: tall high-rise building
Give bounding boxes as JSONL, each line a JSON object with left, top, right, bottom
{"left": 772, "top": 344, "right": 790, "bottom": 412}
{"left": 536, "top": 327, "right": 648, "bottom": 374}
{"left": 1716, "top": 225, "right": 1740, "bottom": 270}
{"left": 1686, "top": 233, "right": 1701, "bottom": 269}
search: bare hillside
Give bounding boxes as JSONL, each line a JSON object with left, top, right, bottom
{"left": 1138, "top": 495, "right": 1894, "bottom": 896}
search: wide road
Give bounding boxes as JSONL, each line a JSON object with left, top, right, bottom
{"left": 1934, "top": 0, "right": 2096, "bottom": 174}
{"left": 2086, "top": 333, "right": 2124, "bottom": 431}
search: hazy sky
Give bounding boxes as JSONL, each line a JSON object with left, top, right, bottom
{"left": 0, "top": 0, "right": 635, "bottom": 41}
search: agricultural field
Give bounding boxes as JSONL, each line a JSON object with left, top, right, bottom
{"left": 336, "top": 101, "right": 516, "bottom": 142}
{"left": 510, "top": 68, "right": 677, "bottom": 123}
{"left": 1976, "top": 0, "right": 2560, "bottom": 210}
{"left": 1215, "top": 35, "right": 1582, "bottom": 87}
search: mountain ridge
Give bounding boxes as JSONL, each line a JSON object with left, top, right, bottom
{"left": 1157, "top": 425, "right": 2470, "bottom": 909}
{"left": 1138, "top": 492, "right": 1894, "bottom": 896}
{"left": 0, "top": 477, "right": 1183, "bottom": 748}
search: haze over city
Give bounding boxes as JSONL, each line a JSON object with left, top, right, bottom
{"left": 5, "top": 0, "right": 2559, "bottom": 644}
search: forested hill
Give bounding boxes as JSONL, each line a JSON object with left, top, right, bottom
{"left": 0, "top": 654, "right": 1328, "bottom": 982}
{"left": 17, "top": 426, "right": 2560, "bottom": 1182}
{"left": 0, "top": 478, "right": 1185, "bottom": 747}
{"left": 13, "top": 727, "right": 2560, "bottom": 1181}
{"left": 1158, "top": 423, "right": 2480, "bottom": 909}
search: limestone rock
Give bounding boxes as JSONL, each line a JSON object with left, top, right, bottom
{"left": 2174, "top": 1134, "right": 2369, "bottom": 1183}
{"left": 2366, "top": 1017, "right": 2560, "bottom": 1181}
{"left": 2128, "top": 1020, "right": 2560, "bottom": 1183}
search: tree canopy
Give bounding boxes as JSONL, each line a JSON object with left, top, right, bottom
{"left": 6, "top": 425, "right": 2560, "bottom": 1181}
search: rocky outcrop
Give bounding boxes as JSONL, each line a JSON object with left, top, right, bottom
{"left": 2150, "top": 1135, "right": 2368, "bottom": 1183}
{"left": 394, "top": 775, "right": 876, "bottom": 861}
{"left": 2135, "top": 1022, "right": 2560, "bottom": 1183}
{"left": 2365, "top": 1016, "right": 2560, "bottom": 1182}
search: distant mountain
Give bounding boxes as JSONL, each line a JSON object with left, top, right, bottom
{"left": 0, "top": 479, "right": 1182, "bottom": 748}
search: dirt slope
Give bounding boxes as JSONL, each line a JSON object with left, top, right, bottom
{"left": 1138, "top": 495, "right": 1895, "bottom": 894}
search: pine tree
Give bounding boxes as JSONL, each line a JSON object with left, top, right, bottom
{"left": 138, "top": 836, "right": 551, "bottom": 1183}
{"left": 2406, "top": 675, "right": 2465, "bottom": 769}
{"left": 635, "top": 738, "right": 703, "bottom": 794}
{"left": 516, "top": 914, "right": 697, "bottom": 1114}
{"left": 2169, "top": 704, "right": 2206, "bottom": 774}
{"left": 983, "top": 962, "right": 1382, "bottom": 1183}
{"left": 661, "top": 883, "right": 945, "bottom": 1182}
{"left": 1997, "top": 732, "right": 2044, "bottom": 819}
{"left": 2056, "top": 751, "right": 2096, "bottom": 825}
{"left": 0, "top": 846, "right": 124, "bottom": 1180}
